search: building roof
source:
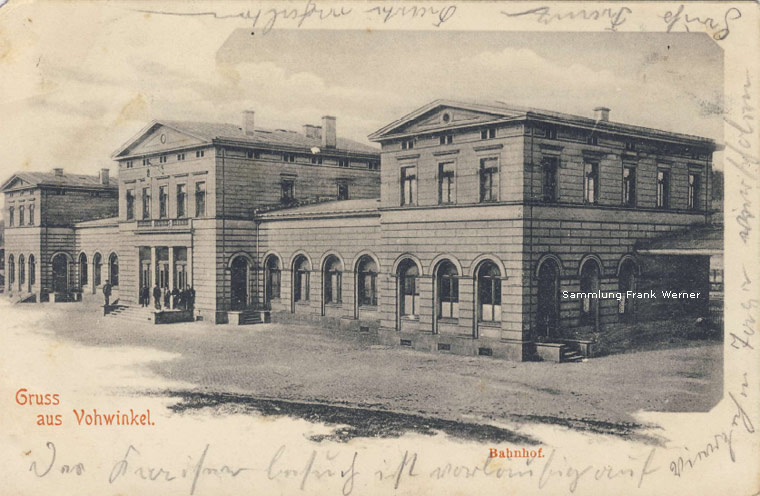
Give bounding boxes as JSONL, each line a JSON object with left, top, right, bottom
{"left": 259, "top": 198, "right": 381, "bottom": 219}
{"left": 369, "top": 99, "right": 721, "bottom": 149}
{"left": 112, "top": 119, "right": 379, "bottom": 158}
{"left": 635, "top": 222, "right": 722, "bottom": 255}
{"left": 0, "top": 171, "right": 116, "bottom": 192}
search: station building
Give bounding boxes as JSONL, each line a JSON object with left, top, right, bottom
{"left": 2, "top": 100, "right": 721, "bottom": 361}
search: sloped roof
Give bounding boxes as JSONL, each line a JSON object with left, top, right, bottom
{"left": 635, "top": 222, "right": 722, "bottom": 255}
{"left": 113, "top": 119, "right": 379, "bottom": 158}
{"left": 369, "top": 99, "right": 720, "bottom": 149}
{"left": 1, "top": 171, "right": 117, "bottom": 192}
{"left": 259, "top": 198, "right": 380, "bottom": 219}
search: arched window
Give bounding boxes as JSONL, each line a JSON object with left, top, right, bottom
{"left": 93, "top": 253, "right": 102, "bottom": 286}
{"left": 579, "top": 259, "right": 601, "bottom": 326}
{"left": 19, "top": 206, "right": 25, "bottom": 226}
{"left": 618, "top": 259, "right": 637, "bottom": 320}
{"left": 436, "top": 260, "right": 459, "bottom": 319}
{"left": 18, "top": 254, "right": 25, "bottom": 289}
{"left": 8, "top": 255, "right": 14, "bottom": 285}
{"left": 79, "top": 253, "right": 88, "bottom": 287}
{"left": 293, "top": 256, "right": 310, "bottom": 302}
{"left": 323, "top": 255, "right": 343, "bottom": 304}
{"left": 477, "top": 261, "right": 501, "bottom": 322}
{"left": 29, "top": 255, "right": 36, "bottom": 287}
{"left": 357, "top": 256, "right": 377, "bottom": 307}
{"left": 109, "top": 253, "right": 119, "bottom": 286}
{"left": 265, "top": 255, "right": 281, "bottom": 300}
{"left": 398, "top": 259, "right": 419, "bottom": 318}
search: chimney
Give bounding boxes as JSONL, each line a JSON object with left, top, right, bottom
{"left": 53, "top": 168, "right": 64, "bottom": 176}
{"left": 303, "top": 124, "right": 323, "bottom": 139}
{"left": 322, "top": 115, "right": 336, "bottom": 148}
{"left": 594, "top": 106, "right": 611, "bottom": 122}
{"left": 243, "top": 110, "right": 255, "bottom": 136}
{"left": 99, "top": 168, "right": 110, "bottom": 185}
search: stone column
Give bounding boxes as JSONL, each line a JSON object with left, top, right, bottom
{"left": 168, "top": 246, "right": 175, "bottom": 309}
{"left": 187, "top": 246, "right": 193, "bottom": 288}
{"left": 90, "top": 259, "right": 97, "bottom": 295}
{"left": 150, "top": 246, "right": 156, "bottom": 291}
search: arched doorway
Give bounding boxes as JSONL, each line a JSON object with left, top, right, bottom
{"left": 322, "top": 255, "right": 343, "bottom": 315}
{"left": 18, "top": 254, "right": 25, "bottom": 291}
{"left": 52, "top": 253, "right": 69, "bottom": 294}
{"left": 79, "top": 253, "right": 88, "bottom": 288}
{"left": 618, "top": 259, "right": 637, "bottom": 321}
{"left": 264, "top": 255, "right": 281, "bottom": 309}
{"left": 109, "top": 253, "right": 119, "bottom": 287}
{"left": 434, "top": 260, "right": 459, "bottom": 332}
{"left": 476, "top": 260, "right": 502, "bottom": 337}
{"left": 93, "top": 253, "right": 102, "bottom": 287}
{"left": 7, "top": 255, "right": 14, "bottom": 290}
{"left": 537, "top": 258, "right": 561, "bottom": 339}
{"left": 230, "top": 256, "right": 249, "bottom": 311}
{"left": 579, "top": 258, "right": 601, "bottom": 329}
{"left": 28, "top": 255, "right": 36, "bottom": 292}
{"left": 397, "top": 258, "right": 420, "bottom": 322}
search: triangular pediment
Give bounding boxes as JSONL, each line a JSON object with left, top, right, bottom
{"left": 112, "top": 123, "right": 207, "bottom": 159}
{"left": 369, "top": 100, "right": 527, "bottom": 141}
{"left": 1, "top": 175, "right": 30, "bottom": 192}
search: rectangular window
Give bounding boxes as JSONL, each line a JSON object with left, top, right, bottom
{"left": 176, "top": 184, "right": 186, "bottom": 218}
{"left": 325, "top": 271, "right": 342, "bottom": 304}
{"left": 688, "top": 173, "right": 701, "bottom": 210}
{"left": 126, "top": 160, "right": 133, "bottom": 168}
{"left": 401, "top": 139, "right": 414, "bottom": 150}
{"left": 622, "top": 166, "right": 636, "bottom": 207}
{"left": 542, "top": 158, "right": 558, "bottom": 202}
{"left": 625, "top": 141, "right": 636, "bottom": 152}
{"left": 8, "top": 207, "right": 13, "bottom": 227}
{"left": 247, "top": 150, "right": 260, "bottom": 159}
{"left": 142, "top": 187, "right": 151, "bottom": 219}
{"left": 195, "top": 181, "right": 206, "bottom": 217}
{"left": 281, "top": 179, "right": 295, "bottom": 202}
{"left": 126, "top": 189, "right": 135, "bottom": 220}
{"left": 337, "top": 182, "right": 349, "bottom": 200}
{"left": 481, "top": 128, "right": 496, "bottom": 140}
{"left": 338, "top": 159, "right": 349, "bottom": 168}
{"left": 542, "top": 126, "right": 557, "bottom": 139}
{"left": 479, "top": 157, "right": 498, "bottom": 202}
{"left": 158, "top": 185, "right": 168, "bottom": 218}
{"left": 19, "top": 206, "right": 24, "bottom": 226}
{"left": 401, "top": 166, "right": 417, "bottom": 206}
{"left": 439, "top": 134, "right": 453, "bottom": 145}
{"left": 368, "top": 161, "right": 380, "bottom": 171}
{"left": 311, "top": 156, "right": 322, "bottom": 165}
{"left": 439, "top": 274, "right": 459, "bottom": 319}
{"left": 359, "top": 273, "right": 377, "bottom": 306}
{"left": 656, "top": 169, "right": 670, "bottom": 208}
{"left": 479, "top": 276, "right": 502, "bottom": 322}
{"left": 177, "top": 153, "right": 185, "bottom": 161}
{"left": 283, "top": 153, "right": 296, "bottom": 163}
{"left": 401, "top": 275, "right": 419, "bottom": 317}
{"left": 294, "top": 271, "right": 309, "bottom": 301}
{"left": 142, "top": 158, "right": 149, "bottom": 166}
{"left": 28, "top": 204, "right": 34, "bottom": 225}
{"left": 159, "top": 155, "right": 167, "bottom": 164}
{"left": 583, "top": 162, "right": 599, "bottom": 205}
{"left": 195, "top": 150, "right": 204, "bottom": 158}
{"left": 586, "top": 135, "right": 598, "bottom": 145}
{"left": 438, "top": 162, "right": 455, "bottom": 204}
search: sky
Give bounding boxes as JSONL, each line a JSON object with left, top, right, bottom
{"left": 0, "top": 2, "right": 724, "bottom": 187}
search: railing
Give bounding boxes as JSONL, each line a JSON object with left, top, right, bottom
{"left": 136, "top": 219, "right": 191, "bottom": 229}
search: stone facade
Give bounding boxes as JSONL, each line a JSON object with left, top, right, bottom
{"left": 2, "top": 100, "right": 720, "bottom": 361}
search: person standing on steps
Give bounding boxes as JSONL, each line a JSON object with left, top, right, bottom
{"left": 153, "top": 284, "right": 162, "bottom": 310}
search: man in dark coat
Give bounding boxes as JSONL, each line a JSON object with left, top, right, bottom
{"left": 153, "top": 284, "right": 162, "bottom": 310}
{"left": 102, "top": 280, "right": 112, "bottom": 315}
{"left": 188, "top": 286, "right": 196, "bottom": 311}
{"left": 171, "top": 286, "right": 179, "bottom": 309}
{"left": 142, "top": 286, "right": 150, "bottom": 307}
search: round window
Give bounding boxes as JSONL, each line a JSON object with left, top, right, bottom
{"left": 441, "top": 112, "right": 451, "bottom": 123}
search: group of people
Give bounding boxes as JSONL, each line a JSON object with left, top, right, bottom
{"left": 139, "top": 284, "right": 195, "bottom": 311}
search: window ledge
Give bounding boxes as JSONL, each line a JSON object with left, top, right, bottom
{"left": 477, "top": 321, "right": 502, "bottom": 327}
{"left": 401, "top": 315, "right": 419, "bottom": 321}
{"left": 437, "top": 318, "right": 459, "bottom": 324}
{"left": 359, "top": 305, "right": 378, "bottom": 311}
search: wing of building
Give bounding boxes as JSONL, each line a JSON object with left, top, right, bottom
{"left": 3, "top": 101, "right": 722, "bottom": 361}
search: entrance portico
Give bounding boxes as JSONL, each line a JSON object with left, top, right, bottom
{"left": 137, "top": 245, "right": 192, "bottom": 309}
